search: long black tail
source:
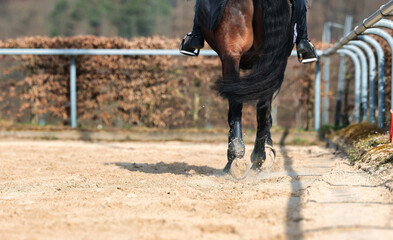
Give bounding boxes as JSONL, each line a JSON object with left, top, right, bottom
{"left": 219, "top": 0, "right": 294, "bottom": 103}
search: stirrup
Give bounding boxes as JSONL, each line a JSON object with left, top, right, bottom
{"left": 297, "top": 41, "right": 318, "bottom": 64}
{"left": 179, "top": 32, "right": 200, "bottom": 57}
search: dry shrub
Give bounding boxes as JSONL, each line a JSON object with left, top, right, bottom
{"left": 0, "top": 36, "right": 228, "bottom": 128}
{"left": 1, "top": 36, "right": 372, "bottom": 130}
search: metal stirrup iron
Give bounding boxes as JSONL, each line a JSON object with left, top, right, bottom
{"left": 179, "top": 32, "right": 200, "bottom": 57}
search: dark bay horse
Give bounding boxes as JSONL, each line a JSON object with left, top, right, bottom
{"left": 200, "top": 0, "right": 294, "bottom": 172}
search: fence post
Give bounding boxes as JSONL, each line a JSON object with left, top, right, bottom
{"left": 335, "top": 54, "right": 346, "bottom": 127}
{"left": 315, "top": 60, "right": 321, "bottom": 131}
{"left": 335, "top": 55, "right": 346, "bottom": 127}
{"left": 70, "top": 56, "right": 77, "bottom": 128}
{"left": 322, "top": 22, "right": 342, "bottom": 126}
{"left": 335, "top": 16, "right": 353, "bottom": 127}
{"left": 322, "top": 57, "right": 330, "bottom": 126}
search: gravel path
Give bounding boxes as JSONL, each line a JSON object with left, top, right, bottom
{"left": 0, "top": 140, "right": 392, "bottom": 239}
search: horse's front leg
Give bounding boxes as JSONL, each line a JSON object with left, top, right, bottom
{"left": 251, "top": 98, "right": 275, "bottom": 169}
{"left": 224, "top": 99, "right": 245, "bottom": 172}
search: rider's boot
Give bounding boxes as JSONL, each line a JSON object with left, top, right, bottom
{"left": 180, "top": 2, "right": 205, "bottom": 56}
{"left": 295, "top": 0, "right": 317, "bottom": 64}
{"left": 296, "top": 39, "right": 317, "bottom": 64}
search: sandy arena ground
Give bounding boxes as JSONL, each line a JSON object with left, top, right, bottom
{"left": 0, "top": 139, "right": 392, "bottom": 240}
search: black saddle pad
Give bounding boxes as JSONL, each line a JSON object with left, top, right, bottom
{"left": 196, "top": 0, "right": 228, "bottom": 31}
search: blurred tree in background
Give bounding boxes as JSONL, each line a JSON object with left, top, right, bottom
{"left": 49, "top": 0, "right": 172, "bottom": 37}
{"left": 109, "top": 0, "right": 171, "bottom": 38}
{"left": 0, "top": 0, "right": 387, "bottom": 40}
{"left": 49, "top": 0, "right": 74, "bottom": 36}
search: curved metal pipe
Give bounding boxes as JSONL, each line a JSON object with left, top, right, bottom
{"left": 323, "top": 0, "right": 393, "bottom": 56}
{"left": 357, "top": 35, "right": 385, "bottom": 128}
{"left": 373, "top": 18, "right": 393, "bottom": 28}
{"left": 372, "top": 19, "right": 393, "bottom": 113}
{"left": 337, "top": 49, "right": 362, "bottom": 123}
{"left": 343, "top": 45, "right": 368, "bottom": 122}
{"left": 349, "top": 40, "right": 377, "bottom": 123}
{"left": 364, "top": 28, "right": 393, "bottom": 127}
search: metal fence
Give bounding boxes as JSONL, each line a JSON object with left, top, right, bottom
{"left": 319, "top": 0, "right": 393, "bottom": 132}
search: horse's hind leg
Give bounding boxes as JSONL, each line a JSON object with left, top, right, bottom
{"left": 251, "top": 97, "right": 275, "bottom": 169}
{"left": 222, "top": 58, "right": 245, "bottom": 173}
{"left": 224, "top": 98, "right": 245, "bottom": 172}
{"left": 208, "top": 0, "right": 253, "bottom": 172}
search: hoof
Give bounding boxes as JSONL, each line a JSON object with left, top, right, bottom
{"left": 225, "top": 139, "right": 248, "bottom": 179}
{"left": 250, "top": 150, "right": 265, "bottom": 170}
{"left": 263, "top": 145, "right": 277, "bottom": 172}
{"left": 229, "top": 158, "right": 251, "bottom": 180}
{"left": 227, "top": 138, "right": 245, "bottom": 162}
{"left": 250, "top": 144, "right": 277, "bottom": 171}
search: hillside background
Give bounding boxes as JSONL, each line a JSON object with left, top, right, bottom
{"left": 0, "top": 0, "right": 388, "bottom": 41}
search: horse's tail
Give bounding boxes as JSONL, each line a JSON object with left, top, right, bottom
{"left": 219, "top": 0, "right": 294, "bottom": 103}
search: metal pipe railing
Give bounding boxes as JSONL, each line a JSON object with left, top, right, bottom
{"left": 349, "top": 40, "right": 376, "bottom": 123}
{"left": 322, "top": 0, "right": 393, "bottom": 132}
{"left": 343, "top": 45, "right": 368, "bottom": 122}
{"left": 373, "top": 19, "right": 393, "bottom": 112}
{"left": 337, "top": 49, "right": 362, "bottom": 123}
{"left": 357, "top": 35, "right": 385, "bottom": 127}
{"left": 0, "top": 49, "right": 323, "bottom": 57}
{"left": 324, "top": 0, "right": 393, "bottom": 56}
{"left": 0, "top": 49, "right": 218, "bottom": 56}
{"left": 364, "top": 28, "right": 393, "bottom": 127}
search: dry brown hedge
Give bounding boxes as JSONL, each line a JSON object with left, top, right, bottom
{"left": 3, "top": 36, "right": 386, "bottom": 130}
{"left": 0, "top": 36, "right": 229, "bottom": 128}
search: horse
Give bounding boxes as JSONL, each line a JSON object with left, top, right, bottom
{"left": 198, "top": 0, "right": 295, "bottom": 173}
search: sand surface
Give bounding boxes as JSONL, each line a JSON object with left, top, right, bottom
{"left": 0, "top": 140, "right": 392, "bottom": 239}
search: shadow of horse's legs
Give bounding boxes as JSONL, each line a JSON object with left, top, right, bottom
{"left": 106, "top": 161, "right": 222, "bottom": 177}
{"left": 280, "top": 128, "right": 304, "bottom": 239}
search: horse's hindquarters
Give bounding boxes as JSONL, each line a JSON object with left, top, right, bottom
{"left": 205, "top": 0, "right": 254, "bottom": 59}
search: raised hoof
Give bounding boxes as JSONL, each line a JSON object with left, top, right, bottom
{"left": 250, "top": 144, "right": 277, "bottom": 171}
{"left": 227, "top": 138, "right": 245, "bottom": 162}
{"left": 229, "top": 158, "right": 251, "bottom": 180}
{"left": 224, "top": 138, "right": 247, "bottom": 179}
{"left": 263, "top": 145, "right": 277, "bottom": 172}
{"left": 250, "top": 150, "right": 265, "bottom": 170}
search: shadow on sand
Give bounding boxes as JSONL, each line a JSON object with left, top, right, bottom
{"left": 280, "top": 127, "right": 304, "bottom": 240}
{"left": 106, "top": 161, "right": 221, "bottom": 177}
